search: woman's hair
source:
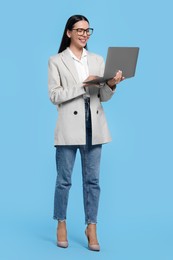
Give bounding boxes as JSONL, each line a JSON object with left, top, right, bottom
{"left": 58, "top": 15, "right": 89, "bottom": 53}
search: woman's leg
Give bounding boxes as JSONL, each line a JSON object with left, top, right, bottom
{"left": 79, "top": 130, "right": 102, "bottom": 225}
{"left": 53, "top": 145, "right": 77, "bottom": 221}
{"left": 80, "top": 99, "right": 102, "bottom": 250}
{"left": 80, "top": 127, "right": 102, "bottom": 250}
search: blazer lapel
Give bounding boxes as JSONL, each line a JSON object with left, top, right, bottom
{"left": 87, "top": 52, "right": 95, "bottom": 75}
{"left": 61, "top": 49, "right": 79, "bottom": 83}
{"left": 87, "top": 52, "right": 101, "bottom": 76}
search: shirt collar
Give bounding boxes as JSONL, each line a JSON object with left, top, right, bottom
{"left": 67, "top": 47, "right": 87, "bottom": 61}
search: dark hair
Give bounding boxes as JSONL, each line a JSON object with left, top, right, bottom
{"left": 58, "top": 15, "right": 89, "bottom": 53}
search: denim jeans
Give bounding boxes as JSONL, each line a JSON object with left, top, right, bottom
{"left": 53, "top": 98, "right": 102, "bottom": 224}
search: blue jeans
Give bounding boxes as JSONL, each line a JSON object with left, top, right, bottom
{"left": 53, "top": 99, "right": 102, "bottom": 224}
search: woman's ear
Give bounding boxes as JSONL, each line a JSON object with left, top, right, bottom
{"left": 66, "top": 30, "right": 71, "bottom": 38}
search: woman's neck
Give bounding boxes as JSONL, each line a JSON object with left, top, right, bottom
{"left": 69, "top": 45, "right": 83, "bottom": 60}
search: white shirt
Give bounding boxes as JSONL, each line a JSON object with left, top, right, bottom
{"left": 68, "top": 47, "right": 90, "bottom": 98}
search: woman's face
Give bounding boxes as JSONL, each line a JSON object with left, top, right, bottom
{"left": 67, "top": 20, "right": 90, "bottom": 49}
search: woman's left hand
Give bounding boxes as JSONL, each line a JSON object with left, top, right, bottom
{"left": 107, "top": 70, "right": 125, "bottom": 88}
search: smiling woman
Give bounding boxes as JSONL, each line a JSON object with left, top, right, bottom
{"left": 48, "top": 14, "right": 123, "bottom": 252}
{"left": 66, "top": 20, "right": 91, "bottom": 59}
{"left": 58, "top": 15, "right": 90, "bottom": 54}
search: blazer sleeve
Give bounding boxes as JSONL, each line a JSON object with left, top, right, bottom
{"left": 48, "top": 57, "right": 86, "bottom": 105}
{"left": 98, "top": 56, "right": 116, "bottom": 102}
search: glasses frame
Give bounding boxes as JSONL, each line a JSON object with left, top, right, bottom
{"left": 72, "top": 28, "right": 94, "bottom": 36}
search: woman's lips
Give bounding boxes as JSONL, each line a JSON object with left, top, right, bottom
{"left": 79, "top": 37, "right": 88, "bottom": 44}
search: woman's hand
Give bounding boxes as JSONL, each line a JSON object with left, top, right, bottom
{"left": 107, "top": 70, "right": 125, "bottom": 88}
{"left": 83, "top": 75, "right": 100, "bottom": 87}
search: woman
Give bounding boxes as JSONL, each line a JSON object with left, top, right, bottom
{"left": 48, "top": 14, "right": 123, "bottom": 251}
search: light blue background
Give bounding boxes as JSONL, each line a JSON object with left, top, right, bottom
{"left": 0, "top": 0, "right": 173, "bottom": 259}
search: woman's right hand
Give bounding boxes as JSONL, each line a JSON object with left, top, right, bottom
{"left": 83, "top": 75, "right": 100, "bottom": 87}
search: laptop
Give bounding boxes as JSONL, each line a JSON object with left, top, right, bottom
{"left": 84, "top": 47, "right": 139, "bottom": 84}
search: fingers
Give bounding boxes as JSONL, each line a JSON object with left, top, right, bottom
{"left": 113, "top": 70, "right": 124, "bottom": 84}
{"left": 84, "top": 75, "right": 99, "bottom": 82}
{"left": 83, "top": 75, "right": 100, "bottom": 87}
{"left": 107, "top": 70, "right": 125, "bottom": 87}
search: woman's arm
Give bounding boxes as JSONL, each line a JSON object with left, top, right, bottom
{"left": 48, "top": 57, "right": 86, "bottom": 105}
{"left": 97, "top": 57, "right": 116, "bottom": 102}
{"left": 99, "top": 58, "right": 124, "bottom": 102}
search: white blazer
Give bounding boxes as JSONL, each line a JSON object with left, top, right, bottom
{"left": 48, "top": 48, "right": 115, "bottom": 145}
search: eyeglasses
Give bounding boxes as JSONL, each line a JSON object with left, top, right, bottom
{"left": 72, "top": 28, "right": 94, "bottom": 36}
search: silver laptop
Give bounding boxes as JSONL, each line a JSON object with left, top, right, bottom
{"left": 84, "top": 47, "right": 139, "bottom": 84}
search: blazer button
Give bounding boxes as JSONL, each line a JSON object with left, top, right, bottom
{"left": 97, "top": 94, "right": 100, "bottom": 98}
{"left": 97, "top": 110, "right": 99, "bottom": 114}
{"left": 74, "top": 111, "right": 78, "bottom": 115}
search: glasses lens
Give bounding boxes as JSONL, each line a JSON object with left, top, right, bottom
{"left": 87, "top": 28, "right": 93, "bottom": 35}
{"left": 76, "top": 29, "right": 84, "bottom": 35}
